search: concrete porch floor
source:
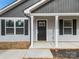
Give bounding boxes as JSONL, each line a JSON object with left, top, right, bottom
{"left": 33, "top": 41, "right": 79, "bottom": 49}
{"left": 33, "top": 41, "right": 55, "bottom": 48}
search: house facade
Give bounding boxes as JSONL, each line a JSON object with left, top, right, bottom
{"left": 0, "top": 0, "right": 79, "bottom": 49}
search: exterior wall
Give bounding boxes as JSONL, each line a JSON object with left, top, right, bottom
{"left": 0, "top": 18, "right": 30, "bottom": 42}
{"left": 58, "top": 16, "right": 79, "bottom": 42}
{"left": 33, "top": 16, "right": 79, "bottom": 42}
{"left": 32, "top": 0, "right": 79, "bottom": 13}
{"left": 0, "top": 0, "right": 39, "bottom": 49}
{"left": 33, "top": 16, "right": 55, "bottom": 41}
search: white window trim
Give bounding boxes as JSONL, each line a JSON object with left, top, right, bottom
{"left": 0, "top": 0, "right": 24, "bottom": 15}
{"left": 63, "top": 19, "right": 73, "bottom": 35}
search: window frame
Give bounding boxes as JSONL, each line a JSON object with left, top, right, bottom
{"left": 5, "top": 19, "right": 14, "bottom": 35}
{"left": 63, "top": 19, "right": 73, "bottom": 35}
{"left": 15, "top": 19, "right": 25, "bottom": 35}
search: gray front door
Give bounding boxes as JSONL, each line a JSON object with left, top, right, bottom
{"left": 37, "top": 20, "right": 46, "bottom": 41}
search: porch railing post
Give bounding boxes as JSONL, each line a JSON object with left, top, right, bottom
{"left": 30, "top": 16, "right": 33, "bottom": 48}
{"left": 55, "top": 16, "right": 59, "bottom": 48}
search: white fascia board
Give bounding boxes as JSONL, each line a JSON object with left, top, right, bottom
{"left": 0, "top": 0, "right": 25, "bottom": 15}
{"left": 24, "top": 0, "right": 49, "bottom": 15}
{"left": 31, "top": 13, "right": 79, "bottom": 16}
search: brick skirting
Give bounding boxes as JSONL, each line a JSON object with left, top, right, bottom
{"left": 0, "top": 41, "right": 30, "bottom": 49}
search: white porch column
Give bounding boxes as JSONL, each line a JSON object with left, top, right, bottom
{"left": 55, "top": 16, "right": 59, "bottom": 48}
{"left": 30, "top": 16, "right": 34, "bottom": 48}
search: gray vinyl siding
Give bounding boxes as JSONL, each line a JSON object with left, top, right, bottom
{"left": 32, "top": 0, "right": 79, "bottom": 13}
{"left": 1, "top": 0, "right": 39, "bottom": 17}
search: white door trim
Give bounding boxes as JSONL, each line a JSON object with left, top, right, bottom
{"left": 36, "top": 19, "right": 48, "bottom": 41}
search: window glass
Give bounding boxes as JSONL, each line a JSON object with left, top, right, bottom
{"left": 6, "top": 20, "right": 14, "bottom": 27}
{"left": 39, "top": 22, "right": 46, "bottom": 27}
{"left": 64, "top": 20, "right": 72, "bottom": 27}
{"left": 16, "top": 28, "right": 24, "bottom": 34}
{"left": 64, "top": 28, "right": 72, "bottom": 34}
{"left": 16, "top": 20, "right": 24, "bottom": 27}
{"left": 6, "top": 28, "right": 14, "bottom": 34}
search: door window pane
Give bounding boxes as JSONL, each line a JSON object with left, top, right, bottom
{"left": 39, "top": 22, "right": 46, "bottom": 27}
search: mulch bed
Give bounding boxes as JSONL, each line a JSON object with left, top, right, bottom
{"left": 50, "top": 49, "right": 79, "bottom": 59}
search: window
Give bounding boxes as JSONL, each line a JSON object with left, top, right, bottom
{"left": 16, "top": 20, "right": 24, "bottom": 34}
{"left": 59, "top": 19, "right": 77, "bottom": 35}
{"left": 0, "top": 0, "right": 16, "bottom": 10}
{"left": 6, "top": 20, "right": 14, "bottom": 35}
{"left": 1, "top": 19, "right": 28, "bottom": 35}
{"left": 63, "top": 20, "right": 73, "bottom": 34}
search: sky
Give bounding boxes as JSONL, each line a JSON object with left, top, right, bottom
{"left": 0, "top": 0, "right": 16, "bottom": 10}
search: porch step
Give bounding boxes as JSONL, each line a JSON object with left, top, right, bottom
{"left": 23, "top": 49, "right": 53, "bottom": 59}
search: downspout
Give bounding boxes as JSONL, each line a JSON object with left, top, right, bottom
{"left": 24, "top": 14, "right": 31, "bottom": 47}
